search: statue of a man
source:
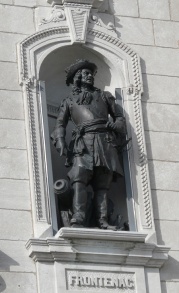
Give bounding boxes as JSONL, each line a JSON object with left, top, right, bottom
{"left": 51, "top": 60, "right": 126, "bottom": 230}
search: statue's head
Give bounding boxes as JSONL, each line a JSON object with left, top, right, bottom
{"left": 65, "top": 59, "right": 97, "bottom": 87}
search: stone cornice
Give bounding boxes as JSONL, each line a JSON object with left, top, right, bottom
{"left": 26, "top": 228, "right": 170, "bottom": 268}
{"left": 47, "top": 0, "right": 105, "bottom": 9}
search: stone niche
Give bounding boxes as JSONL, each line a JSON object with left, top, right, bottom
{"left": 39, "top": 44, "right": 129, "bottom": 231}
{"left": 18, "top": 0, "right": 170, "bottom": 292}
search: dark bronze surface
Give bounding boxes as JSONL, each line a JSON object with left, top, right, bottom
{"left": 51, "top": 60, "right": 127, "bottom": 230}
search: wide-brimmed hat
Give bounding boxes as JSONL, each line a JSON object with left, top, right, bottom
{"left": 65, "top": 59, "right": 97, "bottom": 86}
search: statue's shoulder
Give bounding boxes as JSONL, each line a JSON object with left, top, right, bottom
{"left": 58, "top": 96, "right": 71, "bottom": 111}
{"left": 101, "top": 90, "right": 115, "bottom": 104}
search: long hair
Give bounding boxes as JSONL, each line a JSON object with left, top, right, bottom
{"left": 72, "top": 70, "right": 82, "bottom": 94}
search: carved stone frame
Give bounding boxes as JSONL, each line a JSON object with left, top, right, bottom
{"left": 18, "top": 17, "right": 155, "bottom": 241}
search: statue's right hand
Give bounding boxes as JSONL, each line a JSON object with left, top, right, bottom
{"left": 56, "top": 138, "right": 67, "bottom": 156}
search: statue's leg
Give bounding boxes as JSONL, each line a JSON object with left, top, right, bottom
{"left": 71, "top": 182, "right": 88, "bottom": 227}
{"left": 92, "top": 167, "right": 116, "bottom": 230}
{"left": 94, "top": 188, "right": 108, "bottom": 228}
{"left": 68, "top": 166, "right": 92, "bottom": 228}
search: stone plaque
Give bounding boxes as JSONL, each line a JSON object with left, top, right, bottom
{"left": 66, "top": 270, "right": 135, "bottom": 292}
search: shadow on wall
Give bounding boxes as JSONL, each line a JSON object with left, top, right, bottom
{"left": 114, "top": 17, "right": 122, "bottom": 39}
{"left": 0, "top": 250, "right": 19, "bottom": 292}
{"left": 160, "top": 254, "right": 179, "bottom": 281}
{"left": 0, "top": 276, "right": 6, "bottom": 292}
{"left": 0, "top": 250, "right": 19, "bottom": 272}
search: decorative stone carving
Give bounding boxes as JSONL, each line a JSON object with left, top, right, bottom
{"left": 126, "top": 84, "right": 140, "bottom": 96}
{"left": 89, "top": 13, "right": 115, "bottom": 32}
{"left": 27, "top": 228, "right": 170, "bottom": 267}
{"left": 25, "top": 79, "right": 44, "bottom": 221}
{"left": 67, "top": 270, "right": 135, "bottom": 291}
{"left": 64, "top": 2, "right": 92, "bottom": 43}
{"left": 47, "top": 0, "right": 106, "bottom": 9}
{"left": 26, "top": 228, "right": 170, "bottom": 293}
{"left": 40, "top": 6, "right": 65, "bottom": 26}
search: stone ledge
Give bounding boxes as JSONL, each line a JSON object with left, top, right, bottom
{"left": 26, "top": 228, "right": 170, "bottom": 268}
{"left": 56, "top": 227, "right": 148, "bottom": 242}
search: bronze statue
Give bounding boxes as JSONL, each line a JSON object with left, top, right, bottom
{"left": 51, "top": 60, "right": 127, "bottom": 230}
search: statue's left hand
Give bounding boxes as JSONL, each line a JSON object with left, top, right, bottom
{"left": 106, "top": 118, "right": 126, "bottom": 134}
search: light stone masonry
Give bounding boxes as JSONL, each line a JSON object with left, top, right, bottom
{"left": 142, "top": 102, "right": 179, "bottom": 133}
{"left": 0, "top": 32, "right": 28, "bottom": 63}
{"left": 152, "top": 190, "right": 179, "bottom": 221}
{"left": 145, "top": 131, "right": 179, "bottom": 162}
{"left": 14, "top": 0, "right": 37, "bottom": 8}
{"left": 0, "top": 119, "right": 26, "bottom": 149}
{"left": 155, "top": 220, "right": 179, "bottom": 250}
{"left": 154, "top": 20, "right": 179, "bottom": 48}
{"left": 109, "top": 0, "right": 139, "bottom": 17}
{"left": 0, "top": 272, "right": 37, "bottom": 293}
{"left": 0, "top": 149, "right": 29, "bottom": 179}
{"left": 149, "top": 160, "right": 179, "bottom": 191}
{"left": 0, "top": 5, "right": 35, "bottom": 34}
{"left": 115, "top": 16, "right": 154, "bottom": 46}
{"left": 160, "top": 251, "right": 179, "bottom": 281}
{"left": 170, "top": 0, "right": 179, "bottom": 21}
{"left": 0, "top": 179, "right": 31, "bottom": 210}
{"left": 0, "top": 91, "right": 24, "bottom": 120}
{"left": 161, "top": 281, "right": 179, "bottom": 293}
{"left": 0, "top": 0, "right": 13, "bottom": 4}
{"left": 37, "top": 0, "right": 51, "bottom": 6}
{"left": 131, "top": 44, "right": 179, "bottom": 76}
{"left": 138, "top": 0, "right": 170, "bottom": 20}
{"left": 0, "top": 240, "right": 35, "bottom": 272}
{"left": 142, "top": 74, "right": 179, "bottom": 105}
{"left": 0, "top": 62, "right": 20, "bottom": 91}
{"left": 0, "top": 0, "right": 177, "bottom": 292}
{"left": 0, "top": 209, "right": 33, "bottom": 240}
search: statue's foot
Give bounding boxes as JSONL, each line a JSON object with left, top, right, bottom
{"left": 71, "top": 223, "right": 84, "bottom": 228}
{"left": 106, "top": 225, "right": 117, "bottom": 231}
{"left": 98, "top": 220, "right": 117, "bottom": 231}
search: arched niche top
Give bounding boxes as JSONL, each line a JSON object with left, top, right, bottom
{"left": 39, "top": 44, "right": 126, "bottom": 101}
{"left": 18, "top": 25, "right": 156, "bottom": 243}
{"left": 19, "top": 27, "right": 142, "bottom": 95}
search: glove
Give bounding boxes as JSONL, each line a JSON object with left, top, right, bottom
{"left": 106, "top": 117, "right": 126, "bottom": 134}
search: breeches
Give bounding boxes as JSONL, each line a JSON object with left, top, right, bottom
{"left": 68, "top": 166, "right": 113, "bottom": 190}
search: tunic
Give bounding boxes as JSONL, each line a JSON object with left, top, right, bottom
{"left": 51, "top": 88, "right": 126, "bottom": 177}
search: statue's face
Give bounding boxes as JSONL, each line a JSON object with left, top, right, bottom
{"left": 81, "top": 68, "right": 94, "bottom": 86}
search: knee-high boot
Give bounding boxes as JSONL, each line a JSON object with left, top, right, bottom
{"left": 70, "top": 182, "right": 88, "bottom": 227}
{"left": 94, "top": 189, "right": 117, "bottom": 231}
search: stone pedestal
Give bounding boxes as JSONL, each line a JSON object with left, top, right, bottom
{"left": 26, "top": 228, "right": 169, "bottom": 293}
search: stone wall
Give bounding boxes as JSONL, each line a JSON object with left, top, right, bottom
{"left": 110, "top": 1, "right": 179, "bottom": 292}
{"left": 0, "top": 0, "right": 178, "bottom": 292}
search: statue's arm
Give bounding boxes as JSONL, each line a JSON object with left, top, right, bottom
{"left": 105, "top": 92, "right": 126, "bottom": 134}
{"left": 51, "top": 98, "right": 70, "bottom": 156}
